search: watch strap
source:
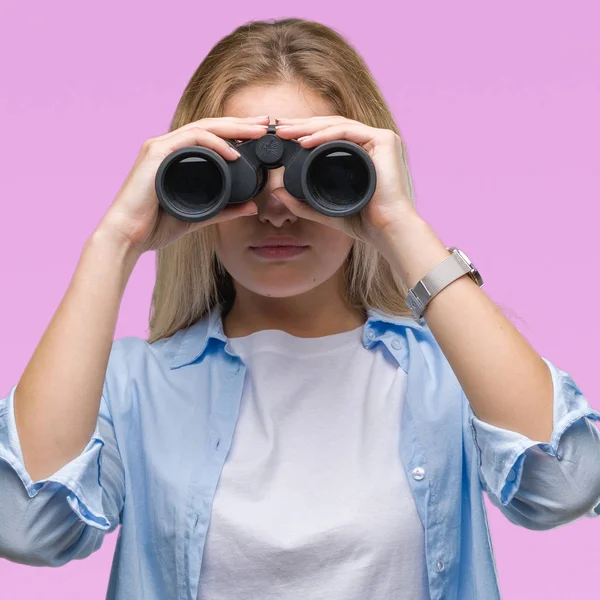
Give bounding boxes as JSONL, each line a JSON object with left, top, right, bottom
{"left": 406, "top": 251, "right": 471, "bottom": 318}
{"left": 421, "top": 251, "right": 471, "bottom": 297}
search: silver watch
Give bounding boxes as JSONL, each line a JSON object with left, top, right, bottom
{"left": 405, "top": 247, "right": 483, "bottom": 320}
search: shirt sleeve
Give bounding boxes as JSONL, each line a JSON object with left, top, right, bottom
{"left": 0, "top": 380, "right": 125, "bottom": 566}
{"left": 468, "top": 356, "right": 600, "bottom": 530}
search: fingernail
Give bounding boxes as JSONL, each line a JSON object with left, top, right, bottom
{"left": 229, "top": 147, "right": 241, "bottom": 157}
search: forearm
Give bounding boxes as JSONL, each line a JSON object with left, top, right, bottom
{"left": 14, "top": 226, "right": 141, "bottom": 481}
{"left": 375, "top": 211, "right": 554, "bottom": 442}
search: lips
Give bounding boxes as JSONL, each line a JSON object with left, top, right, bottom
{"left": 252, "top": 244, "right": 308, "bottom": 248}
{"left": 249, "top": 236, "right": 308, "bottom": 249}
{"left": 249, "top": 244, "right": 309, "bottom": 259}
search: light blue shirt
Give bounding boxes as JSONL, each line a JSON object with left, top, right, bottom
{"left": 2, "top": 307, "right": 600, "bottom": 599}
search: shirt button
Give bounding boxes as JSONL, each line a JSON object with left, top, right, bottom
{"left": 367, "top": 329, "right": 376, "bottom": 340}
{"left": 434, "top": 560, "right": 445, "bottom": 572}
{"left": 412, "top": 467, "right": 425, "bottom": 481}
{"left": 507, "top": 468, "right": 516, "bottom": 483}
{"left": 391, "top": 339, "right": 402, "bottom": 349}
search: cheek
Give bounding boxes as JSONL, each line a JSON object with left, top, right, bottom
{"left": 319, "top": 234, "right": 354, "bottom": 267}
{"left": 214, "top": 222, "right": 242, "bottom": 261}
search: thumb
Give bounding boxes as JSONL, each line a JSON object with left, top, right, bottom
{"left": 272, "top": 186, "right": 339, "bottom": 230}
{"left": 195, "top": 200, "right": 258, "bottom": 229}
{"left": 271, "top": 187, "right": 311, "bottom": 218}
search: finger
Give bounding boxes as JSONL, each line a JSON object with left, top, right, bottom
{"left": 270, "top": 186, "right": 337, "bottom": 229}
{"left": 144, "top": 126, "right": 241, "bottom": 162}
{"left": 275, "top": 116, "right": 340, "bottom": 124}
{"left": 291, "top": 122, "right": 377, "bottom": 148}
{"left": 274, "top": 118, "right": 351, "bottom": 140}
{"left": 184, "top": 200, "right": 259, "bottom": 234}
{"left": 148, "top": 124, "right": 268, "bottom": 161}
{"left": 271, "top": 187, "right": 364, "bottom": 241}
{"left": 163, "top": 120, "right": 269, "bottom": 143}
{"left": 199, "top": 115, "right": 271, "bottom": 123}
{"left": 202, "top": 200, "right": 259, "bottom": 226}
{"left": 154, "top": 116, "right": 270, "bottom": 145}
{"left": 190, "top": 115, "right": 271, "bottom": 128}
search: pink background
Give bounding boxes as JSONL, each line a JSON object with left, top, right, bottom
{"left": 1, "top": 1, "right": 599, "bottom": 598}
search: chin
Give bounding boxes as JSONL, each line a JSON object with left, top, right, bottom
{"left": 241, "top": 277, "right": 320, "bottom": 299}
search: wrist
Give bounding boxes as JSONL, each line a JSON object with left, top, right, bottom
{"left": 88, "top": 224, "right": 143, "bottom": 270}
{"left": 376, "top": 214, "right": 451, "bottom": 290}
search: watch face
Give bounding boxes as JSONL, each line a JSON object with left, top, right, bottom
{"left": 455, "top": 248, "right": 472, "bottom": 266}
{"left": 453, "top": 248, "right": 484, "bottom": 287}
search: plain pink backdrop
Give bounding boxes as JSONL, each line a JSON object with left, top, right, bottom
{"left": 1, "top": 1, "right": 599, "bottom": 598}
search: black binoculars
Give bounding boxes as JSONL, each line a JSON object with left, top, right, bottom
{"left": 154, "top": 123, "right": 377, "bottom": 222}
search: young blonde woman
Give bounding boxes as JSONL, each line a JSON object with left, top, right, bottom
{"left": 1, "top": 17, "right": 599, "bottom": 600}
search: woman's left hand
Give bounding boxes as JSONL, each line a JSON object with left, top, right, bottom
{"left": 269, "top": 115, "right": 419, "bottom": 246}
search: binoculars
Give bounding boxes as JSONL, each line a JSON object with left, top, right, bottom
{"left": 154, "top": 123, "right": 377, "bottom": 222}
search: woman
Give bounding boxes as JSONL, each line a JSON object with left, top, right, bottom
{"left": 1, "top": 17, "right": 599, "bottom": 600}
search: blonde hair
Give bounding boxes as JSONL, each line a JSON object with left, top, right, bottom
{"left": 147, "top": 17, "right": 515, "bottom": 344}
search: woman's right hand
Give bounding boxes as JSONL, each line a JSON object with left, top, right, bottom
{"left": 96, "top": 115, "right": 271, "bottom": 255}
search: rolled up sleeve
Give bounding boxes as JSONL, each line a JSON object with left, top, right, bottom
{"left": 468, "top": 356, "right": 600, "bottom": 530}
{"left": 0, "top": 381, "right": 125, "bottom": 566}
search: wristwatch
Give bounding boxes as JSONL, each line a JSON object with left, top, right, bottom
{"left": 405, "top": 247, "right": 484, "bottom": 320}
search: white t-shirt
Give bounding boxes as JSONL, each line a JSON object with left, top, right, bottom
{"left": 197, "top": 323, "right": 430, "bottom": 600}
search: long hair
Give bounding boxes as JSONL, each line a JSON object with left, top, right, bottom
{"left": 147, "top": 18, "right": 504, "bottom": 344}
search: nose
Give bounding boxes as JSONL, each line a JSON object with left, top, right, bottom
{"left": 255, "top": 167, "right": 298, "bottom": 227}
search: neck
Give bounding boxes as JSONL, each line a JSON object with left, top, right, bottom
{"left": 222, "top": 275, "right": 366, "bottom": 339}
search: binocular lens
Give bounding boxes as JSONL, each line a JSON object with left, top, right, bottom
{"left": 163, "top": 156, "right": 224, "bottom": 212}
{"left": 305, "top": 150, "right": 371, "bottom": 211}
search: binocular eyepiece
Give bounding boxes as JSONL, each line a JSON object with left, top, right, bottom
{"left": 155, "top": 123, "right": 377, "bottom": 222}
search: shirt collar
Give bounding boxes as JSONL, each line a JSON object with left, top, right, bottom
{"left": 168, "top": 306, "right": 427, "bottom": 369}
